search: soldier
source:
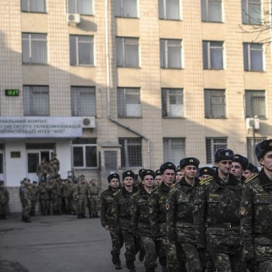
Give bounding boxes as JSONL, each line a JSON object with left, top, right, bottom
{"left": 74, "top": 175, "right": 91, "bottom": 218}
{"left": 36, "top": 157, "right": 50, "bottom": 182}
{"left": 100, "top": 173, "right": 123, "bottom": 270}
{"left": 243, "top": 162, "right": 259, "bottom": 180}
{"left": 195, "top": 149, "right": 243, "bottom": 272}
{"left": 167, "top": 157, "right": 204, "bottom": 272}
{"left": 231, "top": 154, "right": 248, "bottom": 183}
{"left": 0, "top": 180, "right": 9, "bottom": 219}
{"left": 113, "top": 170, "right": 138, "bottom": 272}
{"left": 240, "top": 139, "right": 272, "bottom": 271}
{"left": 175, "top": 167, "right": 184, "bottom": 183}
{"left": 155, "top": 162, "right": 180, "bottom": 272}
{"left": 198, "top": 167, "right": 215, "bottom": 180}
{"left": 88, "top": 179, "right": 99, "bottom": 218}
{"left": 132, "top": 169, "right": 159, "bottom": 272}
{"left": 62, "top": 178, "right": 70, "bottom": 214}
{"left": 154, "top": 169, "right": 163, "bottom": 186}
{"left": 51, "top": 177, "right": 62, "bottom": 215}
{"left": 30, "top": 181, "right": 39, "bottom": 216}
{"left": 38, "top": 180, "right": 49, "bottom": 215}
{"left": 19, "top": 178, "right": 32, "bottom": 223}
{"left": 70, "top": 178, "right": 78, "bottom": 215}
{"left": 52, "top": 153, "right": 60, "bottom": 171}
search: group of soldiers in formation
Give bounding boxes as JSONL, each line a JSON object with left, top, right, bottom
{"left": 100, "top": 139, "right": 272, "bottom": 272}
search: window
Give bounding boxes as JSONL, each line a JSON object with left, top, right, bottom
{"left": 160, "top": 39, "right": 182, "bottom": 68}
{"left": 70, "top": 35, "right": 94, "bottom": 66}
{"left": 162, "top": 88, "right": 184, "bottom": 118}
{"left": 72, "top": 138, "right": 98, "bottom": 168}
{"left": 117, "top": 88, "right": 141, "bottom": 117}
{"left": 201, "top": 0, "right": 222, "bottom": 22}
{"left": 71, "top": 87, "right": 96, "bottom": 116}
{"left": 21, "top": 0, "right": 46, "bottom": 12}
{"left": 203, "top": 41, "right": 224, "bottom": 69}
{"left": 242, "top": 0, "right": 261, "bottom": 25}
{"left": 115, "top": 0, "right": 138, "bottom": 17}
{"left": 163, "top": 138, "right": 185, "bottom": 165}
{"left": 247, "top": 137, "right": 266, "bottom": 165}
{"left": 23, "top": 85, "right": 49, "bottom": 116}
{"left": 204, "top": 89, "right": 226, "bottom": 118}
{"left": 243, "top": 43, "right": 263, "bottom": 71}
{"left": 245, "top": 90, "right": 266, "bottom": 118}
{"left": 68, "top": 0, "right": 93, "bottom": 15}
{"left": 22, "top": 33, "right": 47, "bottom": 64}
{"left": 159, "top": 0, "right": 181, "bottom": 20}
{"left": 116, "top": 37, "right": 139, "bottom": 67}
{"left": 206, "top": 137, "right": 227, "bottom": 164}
{"left": 119, "top": 138, "right": 142, "bottom": 167}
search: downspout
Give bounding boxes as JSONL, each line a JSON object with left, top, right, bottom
{"left": 104, "top": 0, "right": 151, "bottom": 168}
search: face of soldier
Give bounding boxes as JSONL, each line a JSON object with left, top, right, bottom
{"left": 260, "top": 151, "right": 272, "bottom": 171}
{"left": 183, "top": 165, "right": 197, "bottom": 180}
{"left": 142, "top": 175, "right": 154, "bottom": 189}
{"left": 231, "top": 162, "right": 244, "bottom": 180}
{"left": 155, "top": 175, "right": 163, "bottom": 186}
{"left": 109, "top": 178, "right": 119, "bottom": 189}
{"left": 175, "top": 171, "right": 184, "bottom": 182}
{"left": 217, "top": 160, "right": 232, "bottom": 175}
{"left": 162, "top": 169, "right": 175, "bottom": 186}
{"left": 243, "top": 170, "right": 253, "bottom": 179}
{"left": 123, "top": 177, "right": 134, "bottom": 188}
{"left": 199, "top": 174, "right": 211, "bottom": 180}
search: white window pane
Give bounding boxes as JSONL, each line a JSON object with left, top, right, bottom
{"left": 79, "top": 0, "right": 93, "bottom": 15}
{"left": 211, "top": 48, "right": 223, "bottom": 69}
{"left": 125, "top": 44, "right": 138, "bottom": 67}
{"left": 209, "top": 1, "right": 221, "bottom": 22}
{"left": 168, "top": 46, "right": 181, "bottom": 68}
{"left": 166, "top": 0, "right": 180, "bottom": 20}
{"left": 251, "top": 50, "right": 262, "bottom": 70}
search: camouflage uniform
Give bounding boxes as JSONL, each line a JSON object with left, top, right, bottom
{"left": 89, "top": 180, "right": 99, "bottom": 217}
{"left": 240, "top": 169, "right": 272, "bottom": 271}
{"left": 19, "top": 180, "right": 31, "bottom": 222}
{"left": 0, "top": 181, "right": 9, "bottom": 219}
{"left": 51, "top": 179, "right": 62, "bottom": 215}
{"left": 38, "top": 181, "right": 49, "bottom": 215}
{"left": 167, "top": 177, "right": 203, "bottom": 272}
{"left": 100, "top": 186, "right": 124, "bottom": 268}
{"left": 29, "top": 182, "right": 39, "bottom": 216}
{"left": 132, "top": 186, "right": 159, "bottom": 272}
{"left": 195, "top": 172, "right": 242, "bottom": 272}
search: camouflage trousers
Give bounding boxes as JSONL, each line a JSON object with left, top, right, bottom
{"left": 211, "top": 252, "right": 241, "bottom": 272}
{"left": 88, "top": 196, "right": 99, "bottom": 215}
{"left": 255, "top": 244, "right": 272, "bottom": 272}
{"left": 21, "top": 200, "right": 31, "bottom": 220}
{"left": 0, "top": 203, "right": 8, "bottom": 215}
{"left": 122, "top": 230, "right": 137, "bottom": 262}
{"left": 109, "top": 229, "right": 124, "bottom": 264}
{"left": 141, "top": 236, "right": 157, "bottom": 270}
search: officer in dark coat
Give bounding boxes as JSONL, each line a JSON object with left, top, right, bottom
{"left": 240, "top": 139, "right": 272, "bottom": 271}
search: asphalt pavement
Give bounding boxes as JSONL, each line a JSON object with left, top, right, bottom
{"left": 0, "top": 213, "right": 146, "bottom": 272}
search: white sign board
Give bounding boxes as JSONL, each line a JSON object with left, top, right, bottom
{"left": 0, "top": 117, "right": 83, "bottom": 138}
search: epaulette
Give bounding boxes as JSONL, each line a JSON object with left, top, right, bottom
{"left": 170, "top": 182, "right": 179, "bottom": 189}
{"left": 133, "top": 190, "right": 140, "bottom": 197}
{"left": 245, "top": 173, "right": 259, "bottom": 184}
{"left": 200, "top": 176, "right": 213, "bottom": 186}
{"left": 113, "top": 189, "right": 121, "bottom": 196}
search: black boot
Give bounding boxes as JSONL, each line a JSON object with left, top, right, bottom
{"left": 126, "top": 260, "right": 135, "bottom": 271}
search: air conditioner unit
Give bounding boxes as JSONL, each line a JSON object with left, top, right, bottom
{"left": 82, "top": 117, "right": 96, "bottom": 128}
{"left": 246, "top": 117, "right": 260, "bottom": 130}
{"left": 67, "top": 13, "right": 81, "bottom": 24}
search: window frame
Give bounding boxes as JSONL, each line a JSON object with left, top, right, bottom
{"left": 201, "top": 0, "right": 223, "bottom": 22}
{"left": 203, "top": 40, "right": 224, "bottom": 70}
{"left": 243, "top": 43, "right": 264, "bottom": 71}
{"left": 206, "top": 137, "right": 228, "bottom": 164}
{"left": 163, "top": 138, "right": 186, "bottom": 165}
{"left": 159, "top": 0, "right": 181, "bottom": 21}
{"left": 242, "top": 0, "right": 262, "bottom": 25}
{"left": 21, "top": 0, "right": 46, "bottom": 13}
{"left": 68, "top": 0, "right": 94, "bottom": 15}
{"left": 245, "top": 90, "right": 266, "bottom": 118}
{"left": 115, "top": 0, "right": 138, "bottom": 18}
{"left": 204, "top": 89, "right": 226, "bottom": 119}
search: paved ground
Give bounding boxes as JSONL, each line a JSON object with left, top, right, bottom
{"left": 0, "top": 213, "right": 146, "bottom": 272}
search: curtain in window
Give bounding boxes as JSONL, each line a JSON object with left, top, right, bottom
{"left": 124, "top": 39, "right": 139, "bottom": 67}
{"left": 32, "top": 34, "right": 47, "bottom": 64}
{"left": 167, "top": 0, "right": 179, "bottom": 20}
{"left": 210, "top": 43, "right": 223, "bottom": 69}
{"left": 168, "top": 40, "right": 181, "bottom": 68}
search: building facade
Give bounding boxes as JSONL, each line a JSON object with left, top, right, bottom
{"left": 0, "top": 0, "right": 271, "bottom": 211}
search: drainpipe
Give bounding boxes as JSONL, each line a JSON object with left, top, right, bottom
{"left": 104, "top": 0, "right": 151, "bottom": 168}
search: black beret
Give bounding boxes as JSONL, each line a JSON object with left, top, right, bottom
{"left": 155, "top": 169, "right": 161, "bottom": 176}
{"left": 140, "top": 169, "right": 155, "bottom": 180}
{"left": 198, "top": 167, "right": 214, "bottom": 177}
{"left": 255, "top": 139, "right": 272, "bottom": 161}
{"left": 180, "top": 157, "right": 200, "bottom": 169}
{"left": 122, "top": 170, "right": 135, "bottom": 180}
{"left": 107, "top": 173, "right": 120, "bottom": 183}
{"left": 160, "top": 162, "right": 176, "bottom": 173}
{"left": 233, "top": 154, "right": 249, "bottom": 170}
{"left": 246, "top": 162, "right": 259, "bottom": 173}
{"left": 214, "top": 149, "right": 234, "bottom": 162}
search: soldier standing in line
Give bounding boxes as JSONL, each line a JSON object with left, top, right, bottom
{"left": 88, "top": 179, "right": 99, "bottom": 218}
{"left": 240, "top": 139, "right": 272, "bottom": 271}
{"left": 167, "top": 158, "right": 204, "bottom": 272}
{"left": 74, "top": 175, "right": 91, "bottom": 218}
{"left": 231, "top": 154, "right": 248, "bottom": 184}
{"left": 62, "top": 178, "right": 70, "bottom": 214}
{"left": 243, "top": 162, "right": 259, "bottom": 180}
{"left": 113, "top": 170, "right": 139, "bottom": 272}
{"left": 0, "top": 180, "right": 9, "bottom": 219}
{"left": 19, "top": 178, "right": 32, "bottom": 223}
{"left": 154, "top": 169, "right": 163, "bottom": 186}
{"left": 195, "top": 149, "right": 243, "bottom": 272}
{"left": 100, "top": 173, "right": 124, "bottom": 270}
{"left": 132, "top": 169, "right": 159, "bottom": 272}
{"left": 36, "top": 157, "right": 49, "bottom": 182}
{"left": 175, "top": 166, "right": 184, "bottom": 183}
{"left": 154, "top": 162, "right": 181, "bottom": 272}
{"left": 38, "top": 180, "right": 49, "bottom": 215}
{"left": 70, "top": 178, "right": 78, "bottom": 215}
{"left": 30, "top": 181, "right": 39, "bottom": 216}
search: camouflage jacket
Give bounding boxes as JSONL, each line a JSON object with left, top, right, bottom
{"left": 131, "top": 187, "right": 159, "bottom": 238}
{"left": 0, "top": 186, "right": 9, "bottom": 204}
{"left": 38, "top": 183, "right": 49, "bottom": 200}
{"left": 113, "top": 186, "right": 138, "bottom": 231}
{"left": 29, "top": 186, "right": 39, "bottom": 201}
{"left": 100, "top": 187, "right": 120, "bottom": 228}
{"left": 19, "top": 184, "right": 31, "bottom": 205}
{"left": 166, "top": 177, "right": 200, "bottom": 243}
{"left": 240, "top": 169, "right": 272, "bottom": 259}
{"left": 195, "top": 172, "right": 242, "bottom": 249}
{"left": 73, "top": 183, "right": 91, "bottom": 199}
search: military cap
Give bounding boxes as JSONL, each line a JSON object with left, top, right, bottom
{"left": 214, "top": 149, "right": 235, "bottom": 162}
{"left": 160, "top": 162, "right": 176, "bottom": 174}
{"left": 198, "top": 167, "right": 214, "bottom": 177}
{"left": 233, "top": 154, "right": 249, "bottom": 170}
{"left": 122, "top": 170, "right": 135, "bottom": 180}
{"left": 138, "top": 169, "right": 145, "bottom": 176}
{"left": 155, "top": 169, "right": 162, "bottom": 177}
{"left": 140, "top": 169, "right": 155, "bottom": 180}
{"left": 255, "top": 139, "right": 272, "bottom": 161}
{"left": 180, "top": 157, "right": 200, "bottom": 169}
{"left": 246, "top": 162, "right": 259, "bottom": 173}
{"left": 32, "top": 181, "right": 38, "bottom": 184}
{"left": 107, "top": 173, "right": 120, "bottom": 182}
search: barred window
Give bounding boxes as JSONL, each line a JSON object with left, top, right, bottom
{"left": 245, "top": 90, "right": 266, "bottom": 118}
{"left": 22, "top": 33, "right": 47, "bottom": 64}
{"left": 201, "top": 0, "right": 222, "bottom": 22}
{"left": 68, "top": 0, "right": 93, "bottom": 15}
{"left": 71, "top": 86, "right": 96, "bottom": 116}
{"left": 162, "top": 89, "right": 184, "bottom": 118}
{"left": 115, "top": 0, "right": 138, "bottom": 17}
{"left": 206, "top": 137, "right": 227, "bottom": 164}
{"left": 204, "top": 89, "right": 226, "bottom": 118}
{"left": 21, "top": 0, "right": 46, "bottom": 12}
{"left": 243, "top": 43, "right": 263, "bottom": 71}
{"left": 159, "top": 0, "right": 181, "bottom": 20}
{"left": 23, "top": 85, "right": 49, "bottom": 116}
{"left": 163, "top": 138, "right": 185, "bottom": 166}
{"left": 119, "top": 138, "right": 142, "bottom": 167}
{"left": 242, "top": 0, "right": 261, "bottom": 25}
{"left": 160, "top": 39, "right": 182, "bottom": 68}
{"left": 203, "top": 41, "right": 224, "bottom": 69}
